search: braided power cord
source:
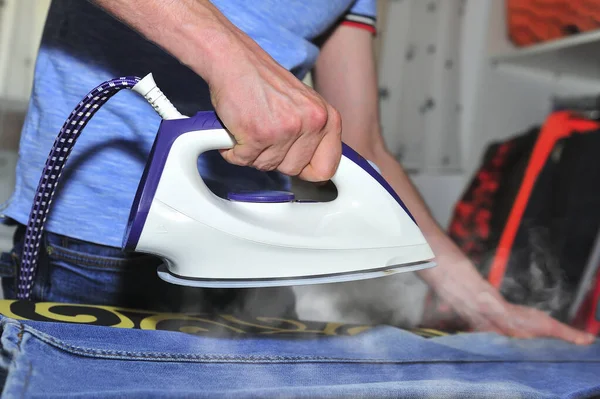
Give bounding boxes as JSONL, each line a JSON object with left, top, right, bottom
{"left": 17, "top": 76, "right": 141, "bottom": 300}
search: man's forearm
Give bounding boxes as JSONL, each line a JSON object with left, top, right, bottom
{"left": 90, "top": 0, "right": 247, "bottom": 85}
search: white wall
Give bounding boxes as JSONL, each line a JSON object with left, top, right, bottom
{"left": 0, "top": 0, "right": 50, "bottom": 107}
{"left": 377, "top": 0, "right": 473, "bottom": 229}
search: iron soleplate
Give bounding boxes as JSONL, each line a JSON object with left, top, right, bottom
{"left": 157, "top": 260, "right": 436, "bottom": 288}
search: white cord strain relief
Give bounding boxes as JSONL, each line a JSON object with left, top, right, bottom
{"left": 132, "top": 73, "right": 184, "bottom": 120}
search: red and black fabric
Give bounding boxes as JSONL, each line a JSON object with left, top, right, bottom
{"left": 422, "top": 111, "right": 600, "bottom": 330}
{"left": 486, "top": 113, "right": 600, "bottom": 279}
{"left": 448, "top": 127, "right": 539, "bottom": 268}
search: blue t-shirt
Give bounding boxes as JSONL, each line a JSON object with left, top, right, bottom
{"left": 0, "top": 0, "right": 376, "bottom": 247}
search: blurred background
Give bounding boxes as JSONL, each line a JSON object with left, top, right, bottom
{"left": 1, "top": 0, "right": 599, "bottom": 333}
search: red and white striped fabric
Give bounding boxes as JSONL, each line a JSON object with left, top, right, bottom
{"left": 342, "top": 12, "right": 377, "bottom": 34}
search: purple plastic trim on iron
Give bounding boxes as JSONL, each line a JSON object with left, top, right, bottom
{"left": 341, "top": 143, "right": 417, "bottom": 224}
{"left": 123, "top": 111, "right": 224, "bottom": 250}
{"left": 228, "top": 190, "right": 295, "bottom": 203}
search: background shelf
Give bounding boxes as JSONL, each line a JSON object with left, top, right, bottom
{"left": 491, "top": 29, "right": 600, "bottom": 79}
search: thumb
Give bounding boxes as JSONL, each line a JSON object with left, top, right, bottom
{"left": 297, "top": 130, "right": 342, "bottom": 182}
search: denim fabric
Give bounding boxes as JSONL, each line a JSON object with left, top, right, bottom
{"left": 0, "top": 225, "right": 297, "bottom": 318}
{"left": 0, "top": 314, "right": 598, "bottom": 398}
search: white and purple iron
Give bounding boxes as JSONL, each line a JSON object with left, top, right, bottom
{"left": 16, "top": 73, "right": 435, "bottom": 299}
{"left": 122, "top": 74, "right": 436, "bottom": 288}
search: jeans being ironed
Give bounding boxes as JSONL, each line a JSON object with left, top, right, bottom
{"left": 0, "top": 312, "right": 599, "bottom": 398}
{"left": 0, "top": 224, "right": 297, "bottom": 317}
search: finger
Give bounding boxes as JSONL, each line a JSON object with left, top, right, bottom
{"left": 250, "top": 146, "right": 279, "bottom": 171}
{"left": 276, "top": 130, "right": 324, "bottom": 176}
{"left": 496, "top": 306, "right": 595, "bottom": 344}
{"left": 275, "top": 101, "right": 331, "bottom": 176}
{"left": 548, "top": 322, "right": 596, "bottom": 345}
{"left": 528, "top": 310, "right": 595, "bottom": 345}
{"left": 297, "top": 108, "right": 342, "bottom": 182}
{"left": 252, "top": 131, "right": 302, "bottom": 172}
{"left": 296, "top": 132, "right": 340, "bottom": 182}
{"left": 220, "top": 141, "right": 264, "bottom": 167}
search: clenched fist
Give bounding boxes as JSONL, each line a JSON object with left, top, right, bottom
{"left": 206, "top": 25, "right": 343, "bottom": 182}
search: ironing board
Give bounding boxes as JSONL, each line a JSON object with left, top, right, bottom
{"left": 0, "top": 300, "right": 598, "bottom": 398}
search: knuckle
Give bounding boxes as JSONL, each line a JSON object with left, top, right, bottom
{"left": 230, "top": 150, "right": 253, "bottom": 166}
{"left": 308, "top": 104, "right": 328, "bottom": 130}
{"left": 255, "top": 116, "right": 301, "bottom": 145}
{"left": 241, "top": 118, "right": 275, "bottom": 146}
{"left": 247, "top": 125, "right": 273, "bottom": 146}
{"left": 255, "top": 164, "right": 274, "bottom": 172}
{"left": 329, "top": 107, "right": 342, "bottom": 132}
{"left": 254, "top": 159, "right": 279, "bottom": 172}
{"left": 255, "top": 130, "right": 276, "bottom": 146}
{"left": 280, "top": 114, "right": 302, "bottom": 136}
{"left": 234, "top": 158, "right": 253, "bottom": 167}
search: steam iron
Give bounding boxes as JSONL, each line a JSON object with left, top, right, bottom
{"left": 122, "top": 74, "right": 436, "bottom": 288}
{"left": 16, "top": 72, "right": 435, "bottom": 300}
